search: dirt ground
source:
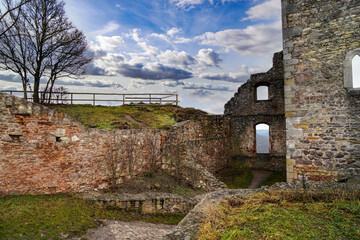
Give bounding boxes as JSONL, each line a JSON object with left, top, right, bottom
{"left": 70, "top": 220, "right": 174, "bottom": 240}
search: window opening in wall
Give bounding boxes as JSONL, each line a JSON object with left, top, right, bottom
{"left": 256, "top": 86, "right": 269, "bottom": 100}
{"left": 352, "top": 55, "right": 360, "bottom": 88}
{"left": 256, "top": 124, "right": 269, "bottom": 154}
{"left": 9, "top": 134, "right": 21, "bottom": 142}
{"left": 56, "top": 137, "right": 62, "bottom": 142}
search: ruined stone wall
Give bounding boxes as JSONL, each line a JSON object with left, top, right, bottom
{"left": 0, "top": 92, "right": 166, "bottom": 194}
{"left": 225, "top": 52, "right": 284, "bottom": 116}
{"left": 0, "top": 92, "right": 228, "bottom": 194}
{"left": 282, "top": 0, "right": 360, "bottom": 182}
{"left": 163, "top": 115, "right": 229, "bottom": 175}
{"left": 224, "top": 52, "right": 286, "bottom": 171}
{"left": 162, "top": 115, "right": 229, "bottom": 190}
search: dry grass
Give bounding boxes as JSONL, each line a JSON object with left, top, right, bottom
{"left": 197, "top": 189, "right": 360, "bottom": 240}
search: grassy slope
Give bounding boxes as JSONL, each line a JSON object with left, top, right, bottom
{"left": 198, "top": 191, "right": 360, "bottom": 240}
{"left": 0, "top": 194, "right": 184, "bottom": 239}
{"left": 54, "top": 104, "right": 207, "bottom": 129}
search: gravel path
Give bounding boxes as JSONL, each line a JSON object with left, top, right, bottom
{"left": 71, "top": 220, "right": 175, "bottom": 240}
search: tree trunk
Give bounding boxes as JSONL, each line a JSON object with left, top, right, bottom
{"left": 33, "top": 74, "right": 40, "bottom": 103}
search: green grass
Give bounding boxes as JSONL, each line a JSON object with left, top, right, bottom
{"left": 54, "top": 104, "right": 206, "bottom": 130}
{"left": 0, "top": 193, "right": 184, "bottom": 239}
{"left": 216, "top": 160, "right": 253, "bottom": 189}
{"left": 198, "top": 191, "right": 360, "bottom": 240}
{"left": 259, "top": 170, "right": 287, "bottom": 187}
{"left": 171, "top": 185, "right": 206, "bottom": 197}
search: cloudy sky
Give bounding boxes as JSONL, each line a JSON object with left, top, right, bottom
{"left": 0, "top": 0, "right": 282, "bottom": 113}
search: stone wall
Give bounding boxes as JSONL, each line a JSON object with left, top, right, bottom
{"left": 282, "top": 0, "right": 360, "bottom": 182}
{"left": 0, "top": 92, "right": 228, "bottom": 194}
{"left": 0, "top": 92, "right": 168, "bottom": 194}
{"left": 224, "top": 52, "right": 286, "bottom": 171}
{"left": 83, "top": 192, "right": 199, "bottom": 215}
{"left": 162, "top": 116, "right": 229, "bottom": 190}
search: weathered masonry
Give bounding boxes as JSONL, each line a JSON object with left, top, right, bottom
{"left": 282, "top": 0, "right": 360, "bottom": 182}
{"left": 0, "top": 92, "right": 227, "bottom": 194}
{"left": 224, "top": 52, "right": 286, "bottom": 171}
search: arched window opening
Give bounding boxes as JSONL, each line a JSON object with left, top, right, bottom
{"left": 344, "top": 49, "right": 360, "bottom": 90}
{"left": 256, "top": 123, "right": 270, "bottom": 154}
{"left": 352, "top": 55, "right": 360, "bottom": 88}
{"left": 256, "top": 86, "right": 269, "bottom": 100}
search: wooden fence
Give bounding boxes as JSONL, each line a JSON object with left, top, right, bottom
{"left": 0, "top": 90, "right": 179, "bottom": 106}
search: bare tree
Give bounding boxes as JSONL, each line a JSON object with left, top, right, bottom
{"left": 0, "top": 0, "right": 29, "bottom": 37}
{"left": 0, "top": 0, "right": 92, "bottom": 103}
{"left": 41, "top": 29, "right": 91, "bottom": 104}
{"left": 0, "top": 0, "right": 30, "bottom": 99}
{"left": 41, "top": 86, "right": 68, "bottom": 104}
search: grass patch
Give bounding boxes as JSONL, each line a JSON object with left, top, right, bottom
{"left": 106, "top": 171, "right": 205, "bottom": 197}
{"left": 0, "top": 193, "right": 184, "bottom": 239}
{"left": 216, "top": 160, "right": 253, "bottom": 189}
{"left": 198, "top": 191, "right": 360, "bottom": 240}
{"left": 171, "top": 185, "right": 205, "bottom": 197}
{"left": 259, "top": 170, "right": 286, "bottom": 187}
{"left": 53, "top": 104, "right": 206, "bottom": 130}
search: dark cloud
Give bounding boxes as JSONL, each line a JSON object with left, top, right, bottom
{"left": 55, "top": 79, "right": 123, "bottom": 89}
{"left": 85, "top": 63, "right": 107, "bottom": 76}
{"left": 56, "top": 79, "right": 86, "bottom": 86}
{"left": 1, "top": 86, "right": 19, "bottom": 91}
{"left": 199, "top": 72, "right": 248, "bottom": 83}
{"left": 162, "top": 80, "right": 185, "bottom": 87}
{"left": 118, "top": 63, "right": 193, "bottom": 80}
{"left": 190, "top": 89, "right": 213, "bottom": 97}
{"left": 87, "top": 81, "right": 123, "bottom": 89}
{"left": 136, "top": 80, "right": 157, "bottom": 85}
{"left": 183, "top": 82, "right": 230, "bottom": 92}
{"left": 0, "top": 73, "right": 21, "bottom": 83}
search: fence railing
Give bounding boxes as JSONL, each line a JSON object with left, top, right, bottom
{"left": 0, "top": 90, "right": 179, "bottom": 106}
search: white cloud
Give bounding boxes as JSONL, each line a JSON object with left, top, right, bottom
{"left": 127, "top": 29, "right": 159, "bottom": 56}
{"left": 92, "top": 53, "right": 126, "bottom": 76}
{"left": 170, "top": 0, "right": 205, "bottom": 8}
{"left": 196, "top": 21, "right": 282, "bottom": 56}
{"left": 243, "top": 0, "right": 281, "bottom": 21}
{"left": 196, "top": 48, "right": 221, "bottom": 67}
{"left": 173, "top": 37, "right": 192, "bottom": 44}
{"left": 90, "top": 36, "right": 125, "bottom": 52}
{"left": 183, "top": 82, "right": 231, "bottom": 92}
{"left": 222, "top": 0, "right": 240, "bottom": 2}
{"left": 115, "top": 4, "right": 126, "bottom": 10}
{"left": 170, "top": 0, "right": 243, "bottom": 8}
{"left": 150, "top": 33, "right": 171, "bottom": 42}
{"left": 91, "top": 21, "right": 120, "bottom": 36}
{"left": 158, "top": 50, "right": 195, "bottom": 67}
{"left": 198, "top": 64, "right": 251, "bottom": 82}
{"left": 167, "top": 27, "right": 181, "bottom": 37}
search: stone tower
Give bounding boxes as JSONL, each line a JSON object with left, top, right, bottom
{"left": 282, "top": 0, "right": 360, "bottom": 182}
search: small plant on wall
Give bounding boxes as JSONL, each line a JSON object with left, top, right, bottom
{"left": 105, "top": 135, "right": 125, "bottom": 188}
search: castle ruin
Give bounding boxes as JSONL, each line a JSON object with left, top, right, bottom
{"left": 0, "top": 0, "right": 359, "bottom": 195}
